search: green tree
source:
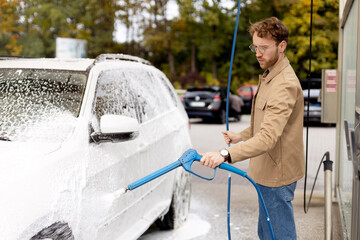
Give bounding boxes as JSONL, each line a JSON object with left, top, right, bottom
{"left": 142, "top": 0, "right": 187, "bottom": 81}
{"left": 18, "top": 0, "right": 118, "bottom": 57}
{"left": 81, "top": 0, "right": 119, "bottom": 57}
{"left": 230, "top": 0, "right": 271, "bottom": 85}
{"left": 20, "top": 0, "right": 88, "bottom": 57}
{"left": 117, "top": 0, "right": 144, "bottom": 54}
{"left": 223, "top": 0, "right": 338, "bottom": 89}
{"left": 0, "top": 0, "right": 338, "bottom": 88}
{"left": 215, "top": 0, "right": 264, "bottom": 91}
{"left": 0, "top": 0, "right": 23, "bottom": 55}
{"left": 281, "top": 0, "right": 339, "bottom": 79}
{"left": 177, "top": 0, "right": 200, "bottom": 74}
{"left": 196, "top": 0, "right": 236, "bottom": 84}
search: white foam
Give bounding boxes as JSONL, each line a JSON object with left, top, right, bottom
{"left": 139, "top": 213, "right": 211, "bottom": 240}
{"left": 111, "top": 188, "right": 128, "bottom": 199}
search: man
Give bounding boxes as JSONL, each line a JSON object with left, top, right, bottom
{"left": 200, "top": 17, "right": 305, "bottom": 239}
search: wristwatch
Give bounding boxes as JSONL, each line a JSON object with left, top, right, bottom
{"left": 220, "top": 148, "right": 231, "bottom": 163}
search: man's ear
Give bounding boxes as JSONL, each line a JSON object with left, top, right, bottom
{"left": 280, "top": 41, "right": 287, "bottom": 53}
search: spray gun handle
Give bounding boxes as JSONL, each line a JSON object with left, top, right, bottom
{"left": 180, "top": 149, "right": 217, "bottom": 181}
{"left": 126, "top": 149, "right": 247, "bottom": 192}
{"left": 181, "top": 149, "right": 247, "bottom": 179}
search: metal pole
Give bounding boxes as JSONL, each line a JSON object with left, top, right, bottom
{"left": 323, "top": 152, "right": 333, "bottom": 240}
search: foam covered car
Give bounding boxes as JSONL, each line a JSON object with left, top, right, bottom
{"left": 0, "top": 54, "right": 192, "bottom": 240}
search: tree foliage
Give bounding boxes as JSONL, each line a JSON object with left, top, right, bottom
{"left": 0, "top": 0, "right": 23, "bottom": 55}
{"left": 281, "top": 0, "right": 339, "bottom": 79}
{"left": 1, "top": 0, "right": 338, "bottom": 89}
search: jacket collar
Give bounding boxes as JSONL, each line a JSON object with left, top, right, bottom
{"left": 263, "top": 56, "right": 290, "bottom": 83}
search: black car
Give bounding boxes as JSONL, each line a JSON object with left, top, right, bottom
{"left": 303, "top": 88, "right": 321, "bottom": 122}
{"left": 301, "top": 79, "right": 322, "bottom": 122}
{"left": 182, "top": 86, "right": 243, "bottom": 123}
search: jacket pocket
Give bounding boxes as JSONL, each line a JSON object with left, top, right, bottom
{"left": 255, "top": 97, "right": 267, "bottom": 111}
{"left": 254, "top": 97, "right": 267, "bottom": 133}
{"left": 267, "top": 139, "right": 281, "bottom": 166}
{"left": 255, "top": 98, "right": 266, "bottom": 111}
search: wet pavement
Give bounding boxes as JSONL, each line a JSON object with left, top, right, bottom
{"left": 140, "top": 115, "right": 343, "bottom": 239}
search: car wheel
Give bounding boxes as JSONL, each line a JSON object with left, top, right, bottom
{"left": 30, "top": 222, "right": 74, "bottom": 240}
{"left": 218, "top": 109, "right": 226, "bottom": 124}
{"left": 155, "top": 169, "right": 191, "bottom": 230}
{"left": 234, "top": 113, "right": 241, "bottom": 122}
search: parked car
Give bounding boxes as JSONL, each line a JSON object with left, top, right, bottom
{"left": 237, "top": 84, "right": 258, "bottom": 114}
{"left": 182, "top": 86, "right": 243, "bottom": 123}
{"left": 301, "top": 79, "right": 322, "bottom": 122}
{"left": 0, "top": 54, "right": 192, "bottom": 240}
{"left": 303, "top": 89, "right": 322, "bottom": 122}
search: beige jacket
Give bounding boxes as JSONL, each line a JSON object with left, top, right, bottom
{"left": 228, "top": 56, "right": 305, "bottom": 187}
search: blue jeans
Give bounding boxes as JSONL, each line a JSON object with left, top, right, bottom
{"left": 257, "top": 182, "right": 297, "bottom": 240}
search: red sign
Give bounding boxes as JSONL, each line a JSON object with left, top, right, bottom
{"left": 325, "top": 69, "right": 337, "bottom": 93}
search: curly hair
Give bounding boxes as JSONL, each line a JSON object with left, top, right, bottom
{"left": 249, "top": 17, "right": 289, "bottom": 44}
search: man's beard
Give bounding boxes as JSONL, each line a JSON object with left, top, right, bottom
{"left": 258, "top": 51, "right": 279, "bottom": 69}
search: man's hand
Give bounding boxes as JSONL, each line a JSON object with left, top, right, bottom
{"left": 200, "top": 152, "right": 224, "bottom": 169}
{"left": 222, "top": 131, "right": 242, "bottom": 144}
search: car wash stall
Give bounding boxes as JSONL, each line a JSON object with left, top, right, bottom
{"left": 336, "top": 0, "right": 360, "bottom": 239}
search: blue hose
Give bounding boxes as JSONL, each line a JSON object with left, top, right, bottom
{"left": 225, "top": 1, "right": 242, "bottom": 239}
{"left": 227, "top": 174, "right": 231, "bottom": 239}
{"left": 219, "top": 164, "right": 275, "bottom": 240}
{"left": 224, "top": 1, "right": 275, "bottom": 239}
{"left": 246, "top": 176, "right": 275, "bottom": 240}
{"left": 226, "top": 0, "right": 242, "bottom": 132}
{"left": 126, "top": 149, "right": 275, "bottom": 239}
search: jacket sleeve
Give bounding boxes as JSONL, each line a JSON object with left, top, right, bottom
{"left": 239, "top": 126, "right": 252, "bottom": 141}
{"left": 228, "top": 78, "right": 298, "bottom": 162}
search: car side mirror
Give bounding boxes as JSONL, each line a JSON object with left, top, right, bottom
{"left": 90, "top": 114, "right": 140, "bottom": 143}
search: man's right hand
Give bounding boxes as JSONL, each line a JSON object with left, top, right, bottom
{"left": 222, "top": 131, "right": 242, "bottom": 144}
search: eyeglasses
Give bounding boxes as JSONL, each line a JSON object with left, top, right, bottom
{"left": 249, "top": 44, "right": 276, "bottom": 54}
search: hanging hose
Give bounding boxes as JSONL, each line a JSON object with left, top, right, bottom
{"left": 225, "top": 0, "right": 242, "bottom": 239}
{"left": 303, "top": 0, "right": 314, "bottom": 214}
{"left": 303, "top": 7, "right": 334, "bottom": 239}
{"left": 304, "top": 152, "right": 328, "bottom": 213}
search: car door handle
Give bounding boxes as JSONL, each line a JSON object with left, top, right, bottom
{"left": 139, "top": 142, "right": 149, "bottom": 152}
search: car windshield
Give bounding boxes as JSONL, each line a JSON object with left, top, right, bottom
{"left": 0, "top": 69, "right": 87, "bottom": 142}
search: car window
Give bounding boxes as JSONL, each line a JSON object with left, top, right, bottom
{"left": 0, "top": 69, "right": 87, "bottom": 142}
{"left": 124, "top": 69, "right": 176, "bottom": 114}
{"left": 92, "top": 69, "right": 144, "bottom": 127}
{"left": 153, "top": 71, "right": 177, "bottom": 107}
{"left": 92, "top": 67, "right": 176, "bottom": 130}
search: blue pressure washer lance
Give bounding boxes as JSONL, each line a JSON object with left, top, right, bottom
{"left": 121, "top": 148, "right": 275, "bottom": 240}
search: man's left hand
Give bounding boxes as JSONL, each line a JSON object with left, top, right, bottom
{"left": 200, "top": 152, "right": 224, "bottom": 169}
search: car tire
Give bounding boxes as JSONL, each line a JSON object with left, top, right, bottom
{"left": 234, "top": 113, "right": 241, "bottom": 122}
{"left": 218, "top": 109, "right": 226, "bottom": 124}
{"left": 30, "top": 222, "right": 74, "bottom": 240}
{"left": 155, "top": 169, "right": 191, "bottom": 230}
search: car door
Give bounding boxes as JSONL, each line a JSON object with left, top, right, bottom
{"left": 82, "top": 64, "right": 181, "bottom": 240}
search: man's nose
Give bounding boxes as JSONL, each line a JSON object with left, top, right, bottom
{"left": 256, "top": 50, "right": 262, "bottom": 58}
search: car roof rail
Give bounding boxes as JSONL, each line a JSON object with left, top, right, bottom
{"left": 94, "top": 54, "right": 152, "bottom": 66}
